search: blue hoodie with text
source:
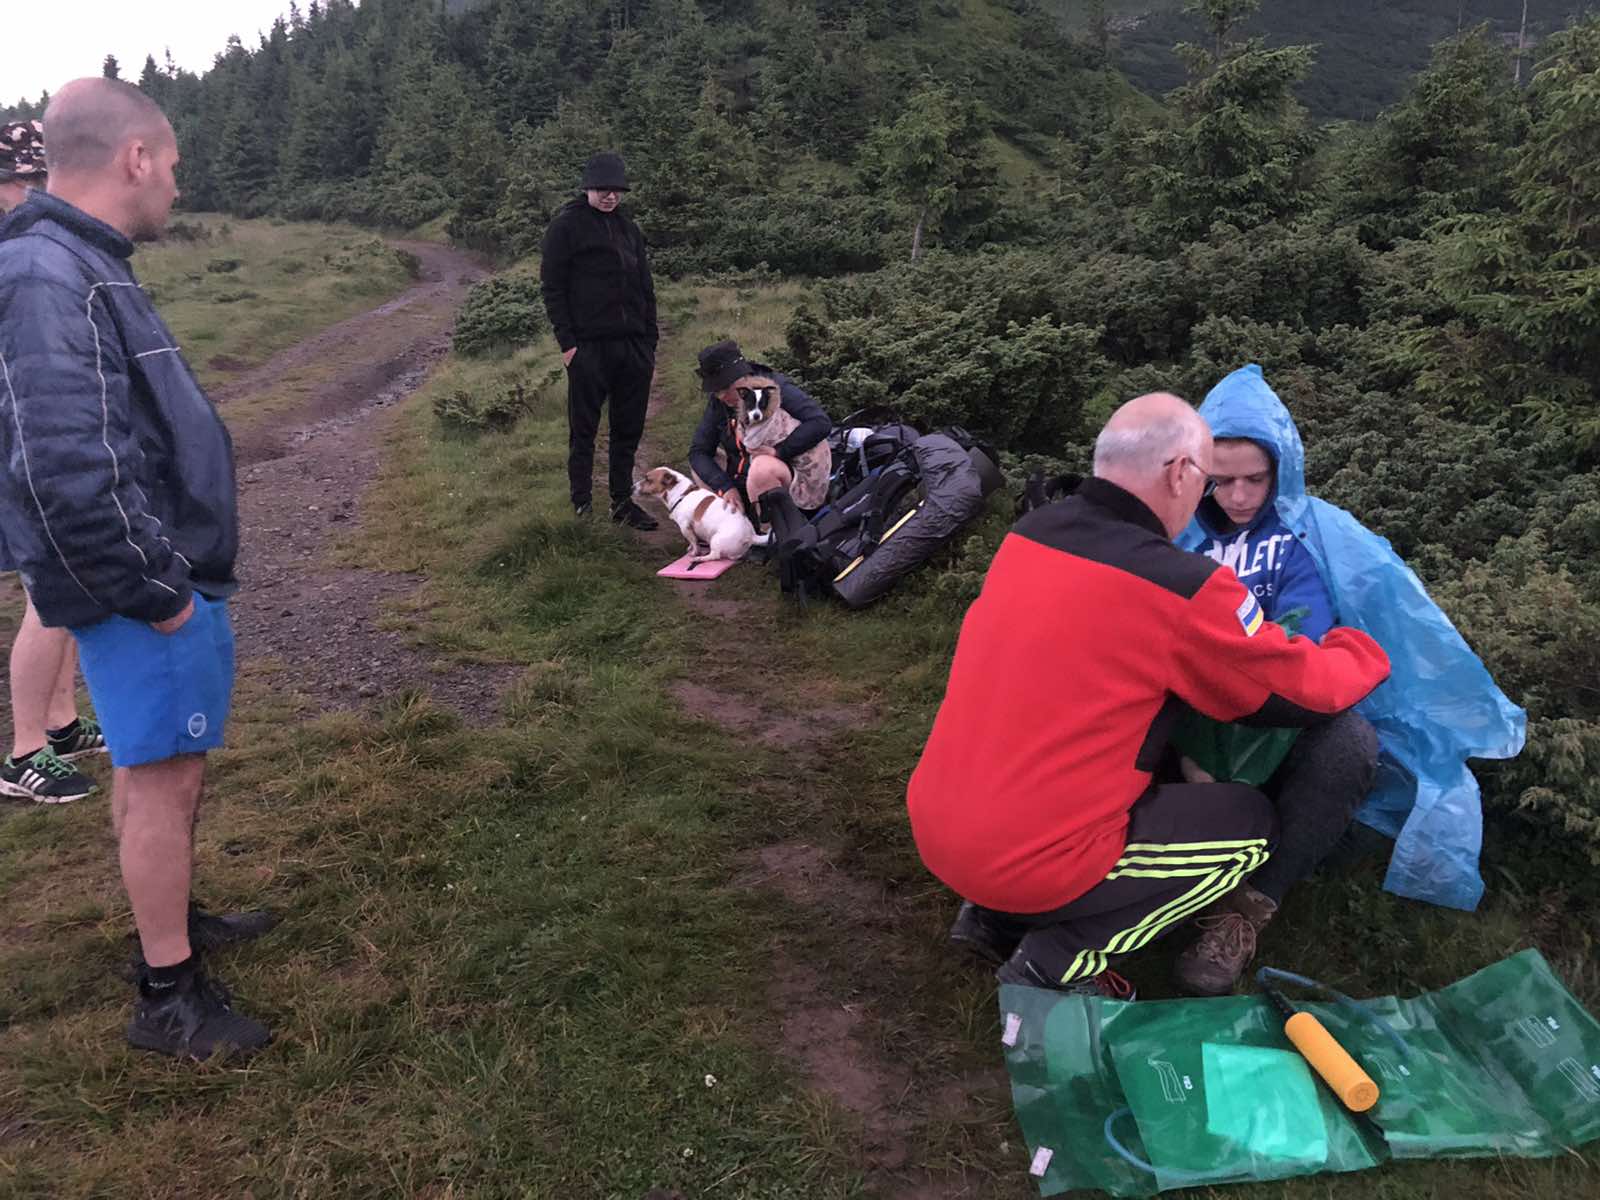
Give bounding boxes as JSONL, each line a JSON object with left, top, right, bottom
{"left": 1191, "top": 466, "right": 1334, "bottom": 642}
{"left": 1177, "top": 365, "right": 1525, "bottom": 911}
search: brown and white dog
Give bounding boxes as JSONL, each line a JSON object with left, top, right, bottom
{"left": 635, "top": 466, "right": 757, "bottom": 563}
{"left": 732, "top": 375, "right": 832, "bottom": 509}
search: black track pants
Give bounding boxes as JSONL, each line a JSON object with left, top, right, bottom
{"left": 988, "top": 782, "right": 1277, "bottom": 986}
{"left": 565, "top": 337, "right": 654, "bottom": 508}
{"left": 1249, "top": 709, "right": 1380, "bottom": 902}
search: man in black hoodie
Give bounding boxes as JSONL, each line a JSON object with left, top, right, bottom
{"left": 540, "top": 152, "right": 659, "bottom": 530}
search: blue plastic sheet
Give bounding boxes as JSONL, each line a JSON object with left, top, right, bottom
{"left": 1177, "top": 365, "right": 1526, "bottom": 910}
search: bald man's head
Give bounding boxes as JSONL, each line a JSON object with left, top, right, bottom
{"left": 1093, "top": 391, "right": 1213, "bottom": 538}
{"left": 1093, "top": 392, "right": 1207, "bottom": 480}
{"left": 43, "top": 77, "right": 182, "bottom": 241}
{"left": 44, "top": 77, "right": 172, "bottom": 176}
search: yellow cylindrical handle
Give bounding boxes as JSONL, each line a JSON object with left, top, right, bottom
{"left": 1284, "top": 1011, "right": 1380, "bottom": 1112}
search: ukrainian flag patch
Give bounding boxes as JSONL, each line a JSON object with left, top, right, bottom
{"left": 1236, "top": 593, "right": 1264, "bottom": 637}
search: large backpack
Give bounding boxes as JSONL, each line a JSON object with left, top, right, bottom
{"left": 766, "top": 426, "right": 1003, "bottom": 607}
{"left": 826, "top": 407, "right": 923, "bottom": 500}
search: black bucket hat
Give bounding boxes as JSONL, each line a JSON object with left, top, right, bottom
{"left": 696, "top": 340, "right": 753, "bottom": 394}
{"left": 579, "top": 151, "right": 629, "bottom": 192}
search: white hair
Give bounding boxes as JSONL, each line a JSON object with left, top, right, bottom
{"left": 1092, "top": 407, "right": 1207, "bottom": 479}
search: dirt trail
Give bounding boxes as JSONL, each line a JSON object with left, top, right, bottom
{"left": 633, "top": 374, "right": 991, "bottom": 1198}
{"left": 224, "top": 240, "right": 519, "bottom": 724}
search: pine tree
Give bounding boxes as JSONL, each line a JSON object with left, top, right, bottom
{"left": 860, "top": 83, "right": 996, "bottom": 260}
{"left": 1134, "top": 0, "right": 1316, "bottom": 244}
{"left": 102, "top": 54, "right": 122, "bottom": 80}
{"left": 485, "top": 0, "right": 561, "bottom": 132}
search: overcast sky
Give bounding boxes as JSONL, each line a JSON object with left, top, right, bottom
{"left": 11, "top": 2, "right": 306, "bottom": 105}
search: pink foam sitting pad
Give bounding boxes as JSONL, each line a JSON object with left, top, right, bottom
{"left": 657, "top": 553, "right": 740, "bottom": 580}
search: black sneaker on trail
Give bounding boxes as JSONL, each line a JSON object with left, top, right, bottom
{"left": 48, "top": 716, "right": 107, "bottom": 762}
{"left": 126, "top": 962, "right": 272, "bottom": 1060}
{"left": 0, "top": 747, "right": 95, "bottom": 804}
{"left": 574, "top": 500, "right": 593, "bottom": 517}
{"left": 611, "top": 498, "right": 659, "bottom": 531}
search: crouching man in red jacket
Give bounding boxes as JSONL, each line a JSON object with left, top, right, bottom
{"left": 906, "top": 392, "right": 1390, "bottom": 997}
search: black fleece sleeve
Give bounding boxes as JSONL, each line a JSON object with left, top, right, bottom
{"left": 539, "top": 213, "right": 576, "bottom": 352}
{"left": 637, "top": 223, "right": 658, "bottom": 348}
{"left": 688, "top": 399, "right": 734, "bottom": 492}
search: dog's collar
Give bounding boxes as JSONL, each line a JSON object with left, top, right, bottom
{"left": 665, "top": 479, "right": 697, "bottom": 515}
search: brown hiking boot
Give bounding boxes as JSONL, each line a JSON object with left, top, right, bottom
{"left": 1173, "top": 885, "right": 1278, "bottom": 997}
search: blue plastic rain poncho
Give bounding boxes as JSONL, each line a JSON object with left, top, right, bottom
{"left": 1178, "top": 365, "right": 1526, "bottom": 910}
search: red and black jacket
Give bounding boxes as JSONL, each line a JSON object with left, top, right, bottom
{"left": 906, "top": 477, "right": 1391, "bottom": 914}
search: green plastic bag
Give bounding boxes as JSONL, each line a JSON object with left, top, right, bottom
{"left": 1001, "top": 949, "right": 1600, "bottom": 1196}
{"left": 1170, "top": 607, "right": 1307, "bottom": 786}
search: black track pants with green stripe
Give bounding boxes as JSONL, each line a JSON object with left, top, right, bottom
{"left": 1006, "top": 782, "right": 1275, "bottom": 986}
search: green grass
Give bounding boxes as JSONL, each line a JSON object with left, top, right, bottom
{"left": 2, "top": 268, "right": 1597, "bottom": 1199}
{"left": 136, "top": 214, "right": 418, "bottom": 390}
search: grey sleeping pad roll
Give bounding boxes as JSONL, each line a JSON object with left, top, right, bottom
{"left": 830, "top": 433, "right": 994, "bottom": 609}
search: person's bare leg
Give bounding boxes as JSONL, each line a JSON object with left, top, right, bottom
{"left": 117, "top": 754, "right": 205, "bottom": 968}
{"left": 46, "top": 636, "right": 80, "bottom": 732}
{"left": 9, "top": 597, "right": 76, "bottom": 758}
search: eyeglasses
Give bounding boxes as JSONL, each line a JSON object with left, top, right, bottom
{"left": 1163, "top": 454, "right": 1216, "bottom": 497}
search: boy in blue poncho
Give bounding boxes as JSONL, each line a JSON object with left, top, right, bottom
{"left": 1171, "top": 430, "right": 1381, "bottom": 995}
{"left": 1178, "top": 366, "right": 1525, "bottom": 932}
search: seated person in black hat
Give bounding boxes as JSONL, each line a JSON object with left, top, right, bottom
{"left": 689, "top": 340, "right": 832, "bottom": 521}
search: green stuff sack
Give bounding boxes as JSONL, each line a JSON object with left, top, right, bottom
{"left": 1170, "top": 607, "right": 1308, "bottom": 786}
{"left": 1001, "top": 949, "right": 1600, "bottom": 1197}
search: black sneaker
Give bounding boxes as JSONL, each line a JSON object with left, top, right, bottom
{"left": 48, "top": 716, "right": 108, "bottom": 762}
{"left": 126, "top": 962, "right": 272, "bottom": 1060}
{"left": 122, "top": 903, "right": 280, "bottom": 980}
{"left": 997, "top": 950, "right": 1138, "bottom": 1000}
{"left": 610, "top": 498, "right": 659, "bottom": 531}
{"left": 574, "top": 500, "right": 592, "bottom": 518}
{"left": 0, "top": 747, "right": 95, "bottom": 804}
{"left": 190, "top": 903, "right": 279, "bottom": 951}
{"left": 949, "top": 901, "right": 1025, "bottom": 966}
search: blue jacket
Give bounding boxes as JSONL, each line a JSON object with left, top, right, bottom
{"left": 1179, "top": 365, "right": 1526, "bottom": 910}
{"left": 1192, "top": 487, "right": 1334, "bottom": 642}
{"left": 0, "top": 192, "right": 237, "bottom": 627}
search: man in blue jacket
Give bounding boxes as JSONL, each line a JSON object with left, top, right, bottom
{"left": 0, "top": 78, "right": 271, "bottom": 1059}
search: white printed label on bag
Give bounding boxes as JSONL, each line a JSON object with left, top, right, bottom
{"left": 1001, "top": 1012, "right": 1022, "bottom": 1047}
{"left": 1029, "top": 1146, "right": 1054, "bottom": 1177}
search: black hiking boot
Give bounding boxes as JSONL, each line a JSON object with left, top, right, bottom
{"left": 126, "top": 960, "right": 272, "bottom": 1060}
{"left": 948, "top": 901, "right": 1024, "bottom": 966}
{"left": 610, "top": 498, "right": 659, "bottom": 531}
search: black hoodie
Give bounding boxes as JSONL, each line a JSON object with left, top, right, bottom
{"left": 538, "top": 196, "right": 658, "bottom": 352}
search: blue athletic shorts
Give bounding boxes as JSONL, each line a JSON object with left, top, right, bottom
{"left": 70, "top": 595, "right": 235, "bottom": 768}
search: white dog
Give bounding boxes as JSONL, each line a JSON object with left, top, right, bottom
{"left": 634, "top": 466, "right": 757, "bottom": 563}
